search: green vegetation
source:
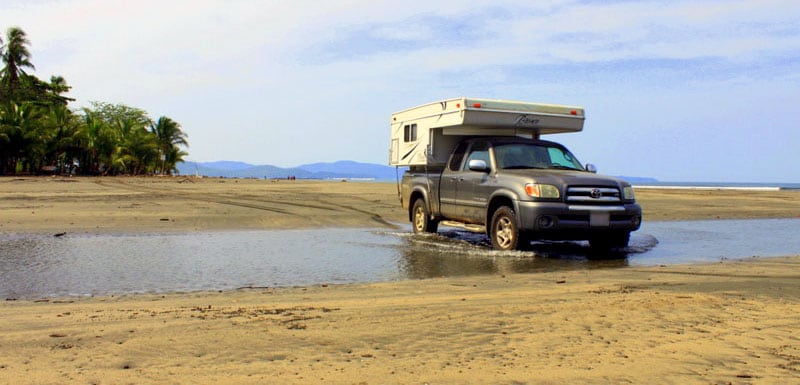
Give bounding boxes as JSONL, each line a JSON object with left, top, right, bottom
{"left": 0, "top": 26, "right": 189, "bottom": 175}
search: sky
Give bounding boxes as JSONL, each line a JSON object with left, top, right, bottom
{"left": 1, "top": 0, "right": 798, "bottom": 183}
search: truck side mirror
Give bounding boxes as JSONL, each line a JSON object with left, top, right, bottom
{"left": 468, "top": 159, "right": 490, "bottom": 172}
{"left": 585, "top": 163, "right": 597, "bottom": 173}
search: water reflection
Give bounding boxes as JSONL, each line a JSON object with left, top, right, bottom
{"left": 393, "top": 229, "right": 651, "bottom": 279}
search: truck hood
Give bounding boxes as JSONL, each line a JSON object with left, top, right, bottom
{"left": 498, "top": 169, "right": 629, "bottom": 188}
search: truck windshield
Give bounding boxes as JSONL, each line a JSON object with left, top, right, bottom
{"left": 495, "top": 143, "right": 584, "bottom": 171}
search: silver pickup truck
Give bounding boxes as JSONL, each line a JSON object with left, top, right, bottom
{"left": 401, "top": 136, "right": 642, "bottom": 251}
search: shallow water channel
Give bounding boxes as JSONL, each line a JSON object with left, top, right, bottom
{"left": 1, "top": 218, "right": 799, "bottom": 299}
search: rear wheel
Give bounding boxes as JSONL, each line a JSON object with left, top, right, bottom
{"left": 411, "top": 198, "right": 438, "bottom": 234}
{"left": 490, "top": 206, "right": 519, "bottom": 251}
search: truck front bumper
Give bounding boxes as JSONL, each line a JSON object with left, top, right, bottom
{"left": 517, "top": 201, "right": 642, "bottom": 234}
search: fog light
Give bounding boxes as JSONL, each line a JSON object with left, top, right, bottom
{"left": 538, "top": 215, "right": 554, "bottom": 229}
{"left": 633, "top": 216, "right": 642, "bottom": 228}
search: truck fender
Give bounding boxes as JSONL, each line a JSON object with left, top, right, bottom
{"left": 485, "top": 189, "right": 521, "bottom": 231}
{"left": 408, "top": 186, "right": 434, "bottom": 222}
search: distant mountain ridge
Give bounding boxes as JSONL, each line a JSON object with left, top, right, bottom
{"left": 176, "top": 160, "right": 403, "bottom": 180}
{"left": 176, "top": 160, "right": 656, "bottom": 183}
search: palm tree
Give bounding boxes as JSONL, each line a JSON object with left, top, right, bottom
{"left": 0, "top": 29, "right": 195, "bottom": 176}
{"left": 125, "top": 127, "right": 159, "bottom": 175}
{"left": 1, "top": 27, "right": 36, "bottom": 102}
{"left": 150, "top": 116, "right": 188, "bottom": 175}
{"left": 86, "top": 102, "right": 150, "bottom": 175}
{"left": 165, "top": 146, "right": 189, "bottom": 175}
{"left": 0, "top": 102, "right": 11, "bottom": 173}
{"left": 43, "top": 75, "right": 73, "bottom": 106}
{"left": 0, "top": 102, "right": 44, "bottom": 173}
{"left": 76, "top": 108, "right": 117, "bottom": 175}
{"left": 43, "top": 104, "right": 80, "bottom": 173}
{"left": 49, "top": 75, "right": 68, "bottom": 94}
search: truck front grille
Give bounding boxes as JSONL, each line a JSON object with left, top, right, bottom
{"left": 566, "top": 186, "right": 621, "bottom": 204}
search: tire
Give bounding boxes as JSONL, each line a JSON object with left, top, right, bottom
{"left": 411, "top": 198, "right": 438, "bottom": 234}
{"left": 490, "top": 206, "right": 519, "bottom": 251}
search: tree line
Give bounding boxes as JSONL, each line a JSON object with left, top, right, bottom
{"left": 0, "top": 26, "right": 189, "bottom": 176}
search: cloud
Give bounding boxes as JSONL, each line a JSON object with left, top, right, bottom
{"left": 7, "top": 0, "right": 797, "bottom": 101}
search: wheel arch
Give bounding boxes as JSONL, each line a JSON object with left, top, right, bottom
{"left": 408, "top": 187, "right": 431, "bottom": 222}
{"left": 485, "top": 193, "right": 518, "bottom": 235}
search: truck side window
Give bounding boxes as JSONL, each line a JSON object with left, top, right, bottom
{"left": 403, "top": 124, "right": 417, "bottom": 142}
{"left": 463, "top": 142, "right": 490, "bottom": 171}
{"left": 449, "top": 142, "right": 469, "bottom": 171}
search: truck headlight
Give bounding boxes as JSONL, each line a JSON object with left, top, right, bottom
{"left": 623, "top": 186, "right": 636, "bottom": 201}
{"left": 525, "top": 183, "right": 560, "bottom": 199}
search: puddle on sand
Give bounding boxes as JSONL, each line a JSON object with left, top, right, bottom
{"left": 1, "top": 218, "right": 798, "bottom": 299}
{"left": 0, "top": 229, "right": 404, "bottom": 299}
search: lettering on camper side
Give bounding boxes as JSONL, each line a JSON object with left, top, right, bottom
{"left": 515, "top": 115, "right": 541, "bottom": 127}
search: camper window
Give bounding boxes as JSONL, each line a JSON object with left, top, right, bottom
{"left": 404, "top": 124, "right": 417, "bottom": 142}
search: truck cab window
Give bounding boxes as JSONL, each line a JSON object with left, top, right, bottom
{"left": 494, "top": 143, "right": 582, "bottom": 170}
{"left": 547, "top": 147, "right": 583, "bottom": 170}
{"left": 448, "top": 142, "right": 469, "bottom": 171}
{"left": 463, "top": 142, "right": 490, "bottom": 171}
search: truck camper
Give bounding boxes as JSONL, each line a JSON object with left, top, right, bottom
{"left": 389, "top": 97, "right": 585, "bottom": 167}
{"left": 390, "top": 97, "right": 642, "bottom": 253}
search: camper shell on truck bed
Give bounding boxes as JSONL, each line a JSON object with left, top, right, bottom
{"left": 389, "top": 97, "right": 585, "bottom": 167}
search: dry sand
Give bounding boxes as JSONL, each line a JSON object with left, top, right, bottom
{"left": 0, "top": 177, "right": 408, "bottom": 234}
{"left": 1, "top": 176, "right": 799, "bottom": 384}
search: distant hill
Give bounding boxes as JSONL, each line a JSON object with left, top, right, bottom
{"left": 199, "top": 161, "right": 256, "bottom": 171}
{"left": 297, "top": 160, "right": 402, "bottom": 180}
{"left": 176, "top": 160, "right": 653, "bottom": 183}
{"left": 176, "top": 160, "right": 404, "bottom": 180}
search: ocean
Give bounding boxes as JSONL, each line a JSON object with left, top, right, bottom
{"left": 632, "top": 181, "right": 800, "bottom": 191}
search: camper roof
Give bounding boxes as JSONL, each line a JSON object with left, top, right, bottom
{"left": 391, "top": 97, "right": 585, "bottom": 135}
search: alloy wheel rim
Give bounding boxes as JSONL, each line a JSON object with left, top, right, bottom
{"left": 414, "top": 206, "right": 425, "bottom": 231}
{"left": 496, "top": 217, "right": 513, "bottom": 248}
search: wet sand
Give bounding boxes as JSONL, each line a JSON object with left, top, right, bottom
{"left": 1, "top": 176, "right": 799, "bottom": 384}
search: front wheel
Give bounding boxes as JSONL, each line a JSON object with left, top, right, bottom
{"left": 411, "top": 198, "right": 438, "bottom": 234}
{"left": 490, "top": 206, "right": 520, "bottom": 251}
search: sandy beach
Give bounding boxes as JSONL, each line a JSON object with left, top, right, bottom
{"left": 1, "top": 177, "right": 799, "bottom": 384}
{"left": 2, "top": 176, "right": 799, "bottom": 234}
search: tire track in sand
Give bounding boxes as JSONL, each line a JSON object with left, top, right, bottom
{"left": 94, "top": 179, "right": 397, "bottom": 228}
